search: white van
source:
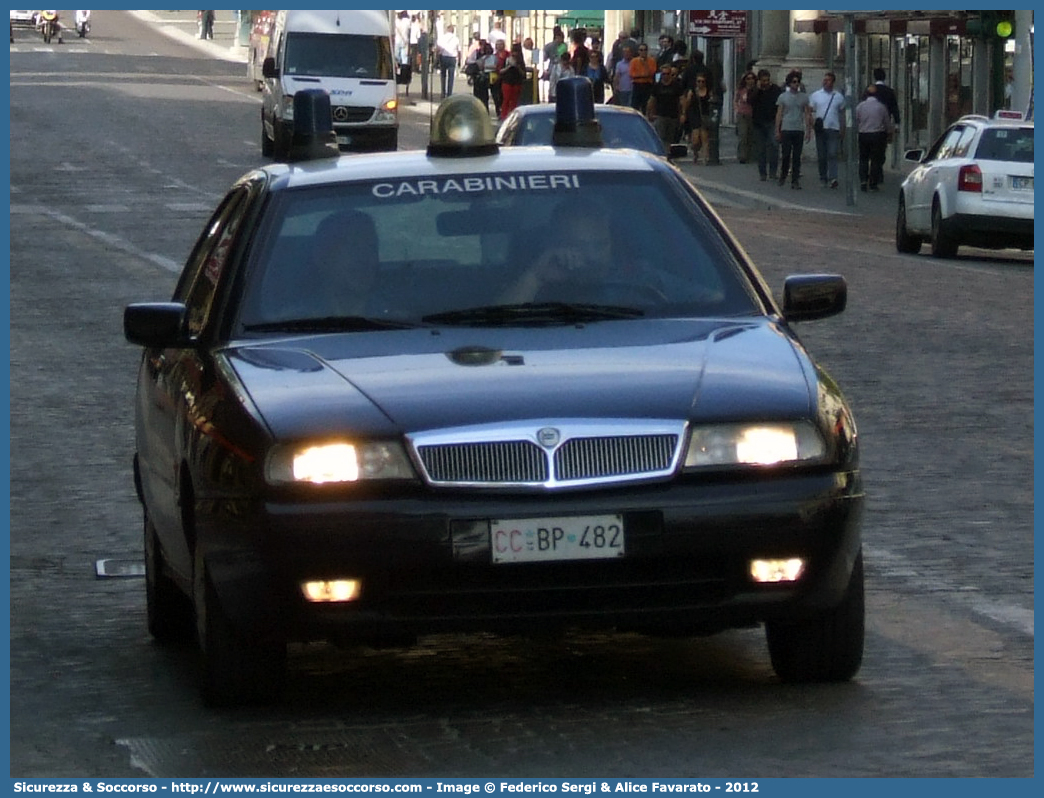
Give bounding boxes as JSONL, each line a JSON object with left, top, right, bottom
{"left": 261, "top": 9, "right": 398, "bottom": 158}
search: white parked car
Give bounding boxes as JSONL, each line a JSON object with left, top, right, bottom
{"left": 9, "top": 10, "right": 37, "bottom": 27}
{"left": 896, "top": 111, "right": 1034, "bottom": 258}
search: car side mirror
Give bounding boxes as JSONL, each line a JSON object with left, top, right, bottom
{"left": 124, "top": 303, "right": 190, "bottom": 348}
{"left": 782, "top": 274, "right": 847, "bottom": 322}
{"left": 904, "top": 148, "right": 925, "bottom": 163}
{"left": 262, "top": 56, "right": 278, "bottom": 79}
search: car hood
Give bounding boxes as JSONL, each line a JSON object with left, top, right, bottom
{"left": 224, "top": 319, "right": 816, "bottom": 440}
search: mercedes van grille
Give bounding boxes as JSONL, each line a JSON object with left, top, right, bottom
{"left": 332, "top": 106, "right": 376, "bottom": 124}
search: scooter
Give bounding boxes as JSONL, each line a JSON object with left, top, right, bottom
{"left": 75, "top": 10, "right": 91, "bottom": 39}
{"left": 39, "top": 10, "right": 62, "bottom": 44}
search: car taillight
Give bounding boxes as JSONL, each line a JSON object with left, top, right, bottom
{"left": 958, "top": 164, "right": 982, "bottom": 192}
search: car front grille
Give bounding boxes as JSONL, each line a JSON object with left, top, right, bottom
{"left": 332, "top": 106, "right": 376, "bottom": 124}
{"left": 411, "top": 421, "right": 686, "bottom": 489}
{"left": 419, "top": 440, "right": 550, "bottom": 484}
{"left": 555, "top": 435, "right": 678, "bottom": 481}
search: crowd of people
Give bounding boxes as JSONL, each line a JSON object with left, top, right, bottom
{"left": 396, "top": 16, "right": 904, "bottom": 190}
{"left": 735, "top": 64, "right": 900, "bottom": 190}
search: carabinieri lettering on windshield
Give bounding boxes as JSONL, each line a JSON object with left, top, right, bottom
{"left": 371, "top": 173, "right": 581, "bottom": 198}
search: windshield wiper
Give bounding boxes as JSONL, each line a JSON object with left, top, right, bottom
{"left": 243, "top": 316, "right": 420, "bottom": 333}
{"left": 422, "top": 302, "right": 645, "bottom": 327}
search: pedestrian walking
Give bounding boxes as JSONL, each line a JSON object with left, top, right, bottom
{"left": 499, "top": 48, "right": 526, "bottom": 121}
{"left": 681, "top": 71, "right": 714, "bottom": 165}
{"left": 733, "top": 71, "right": 756, "bottom": 164}
{"left": 489, "top": 39, "right": 508, "bottom": 117}
{"left": 466, "top": 41, "right": 493, "bottom": 112}
{"left": 656, "top": 34, "right": 675, "bottom": 69}
{"left": 872, "top": 68, "right": 900, "bottom": 126}
{"left": 568, "top": 28, "right": 590, "bottom": 75}
{"left": 629, "top": 43, "right": 658, "bottom": 112}
{"left": 198, "top": 10, "right": 214, "bottom": 40}
{"left": 607, "top": 29, "right": 638, "bottom": 83}
{"left": 646, "top": 65, "right": 684, "bottom": 149}
{"left": 409, "top": 15, "right": 421, "bottom": 73}
{"left": 436, "top": 24, "right": 460, "bottom": 99}
{"left": 855, "top": 85, "right": 893, "bottom": 191}
{"left": 808, "top": 71, "right": 846, "bottom": 188}
{"left": 394, "top": 11, "right": 411, "bottom": 68}
{"left": 775, "top": 70, "right": 812, "bottom": 189}
{"left": 749, "top": 69, "right": 781, "bottom": 180}
{"left": 873, "top": 67, "right": 900, "bottom": 181}
{"left": 547, "top": 51, "right": 574, "bottom": 103}
{"left": 611, "top": 46, "right": 633, "bottom": 108}
{"left": 583, "top": 50, "right": 611, "bottom": 104}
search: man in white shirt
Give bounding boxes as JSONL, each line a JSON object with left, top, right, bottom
{"left": 436, "top": 24, "right": 461, "bottom": 98}
{"left": 488, "top": 21, "right": 507, "bottom": 46}
{"left": 808, "top": 71, "right": 845, "bottom": 189}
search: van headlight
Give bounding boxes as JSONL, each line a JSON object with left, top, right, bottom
{"left": 683, "top": 422, "right": 826, "bottom": 468}
{"left": 374, "top": 98, "right": 398, "bottom": 124}
{"left": 266, "top": 441, "right": 415, "bottom": 485}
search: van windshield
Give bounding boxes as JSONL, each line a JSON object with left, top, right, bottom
{"left": 284, "top": 32, "right": 393, "bottom": 79}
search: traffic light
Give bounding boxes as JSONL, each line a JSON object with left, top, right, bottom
{"left": 970, "top": 11, "right": 1015, "bottom": 39}
{"left": 994, "top": 11, "right": 1014, "bottom": 38}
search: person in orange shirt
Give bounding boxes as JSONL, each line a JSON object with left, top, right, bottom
{"left": 629, "top": 43, "right": 658, "bottom": 112}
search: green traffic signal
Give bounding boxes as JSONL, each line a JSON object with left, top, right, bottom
{"left": 970, "top": 10, "right": 1015, "bottom": 39}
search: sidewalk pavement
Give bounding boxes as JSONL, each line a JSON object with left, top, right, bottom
{"left": 675, "top": 127, "right": 912, "bottom": 219}
{"left": 130, "top": 9, "right": 248, "bottom": 63}
{"left": 135, "top": 10, "right": 908, "bottom": 220}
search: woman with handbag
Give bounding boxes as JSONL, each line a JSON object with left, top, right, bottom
{"left": 499, "top": 47, "right": 526, "bottom": 120}
{"left": 733, "top": 72, "right": 756, "bottom": 164}
{"left": 466, "top": 41, "right": 493, "bottom": 113}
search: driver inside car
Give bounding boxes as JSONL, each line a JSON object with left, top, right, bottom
{"left": 499, "top": 208, "right": 648, "bottom": 305}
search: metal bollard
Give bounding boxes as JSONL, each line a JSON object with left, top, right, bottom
{"left": 706, "top": 103, "right": 722, "bottom": 165}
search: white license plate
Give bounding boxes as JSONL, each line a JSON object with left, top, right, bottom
{"left": 491, "top": 514, "right": 624, "bottom": 564}
{"left": 1011, "top": 176, "right": 1033, "bottom": 190}
{"left": 336, "top": 135, "right": 352, "bottom": 146}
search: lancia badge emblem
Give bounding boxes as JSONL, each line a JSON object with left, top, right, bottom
{"left": 537, "top": 427, "right": 560, "bottom": 448}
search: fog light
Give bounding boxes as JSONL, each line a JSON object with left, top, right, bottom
{"left": 302, "top": 579, "right": 361, "bottom": 602}
{"left": 750, "top": 558, "right": 805, "bottom": 583}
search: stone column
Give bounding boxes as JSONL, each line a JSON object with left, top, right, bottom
{"left": 753, "top": 9, "right": 791, "bottom": 74}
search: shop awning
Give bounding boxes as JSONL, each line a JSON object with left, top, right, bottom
{"left": 555, "top": 10, "right": 604, "bottom": 29}
{"left": 794, "top": 12, "right": 967, "bottom": 36}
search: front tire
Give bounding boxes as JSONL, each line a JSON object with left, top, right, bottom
{"left": 261, "top": 117, "right": 274, "bottom": 157}
{"left": 895, "top": 195, "right": 922, "bottom": 254}
{"left": 930, "top": 200, "right": 958, "bottom": 258}
{"left": 765, "top": 550, "right": 865, "bottom": 683}
{"left": 144, "top": 512, "right": 195, "bottom": 644}
{"left": 195, "top": 555, "right": 286, "bottom": 707}
{"left": 272, "top": 120, "right": 291, "bottom": 161}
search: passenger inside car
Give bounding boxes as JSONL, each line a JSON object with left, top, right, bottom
{"left": 270, "top": 210, "right": 382, "bottom": 320}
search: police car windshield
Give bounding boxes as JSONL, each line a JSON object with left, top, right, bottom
{"left": 284, "top": 32, "right": 394, "bottom": 80}
{"left": 235, "top": 171, "right": 759, "bottom": 333}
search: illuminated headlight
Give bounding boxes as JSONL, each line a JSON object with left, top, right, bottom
{"left": 750, "top": 558, "right": 806, "bottom": 583}
{"left": 302, "top": 579, "right": 361, "bottom": 602}
{"left": 374, "top": 98, "right": 398, "bottom": 123}
{"left": 266, "top": 441, "right": 415, "bottom": 485}
{"left": 282, "top": 95, "right": 295, "bottom": 121}
{"left": 683, "top": 422, "right": 826, "bottom": 468}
